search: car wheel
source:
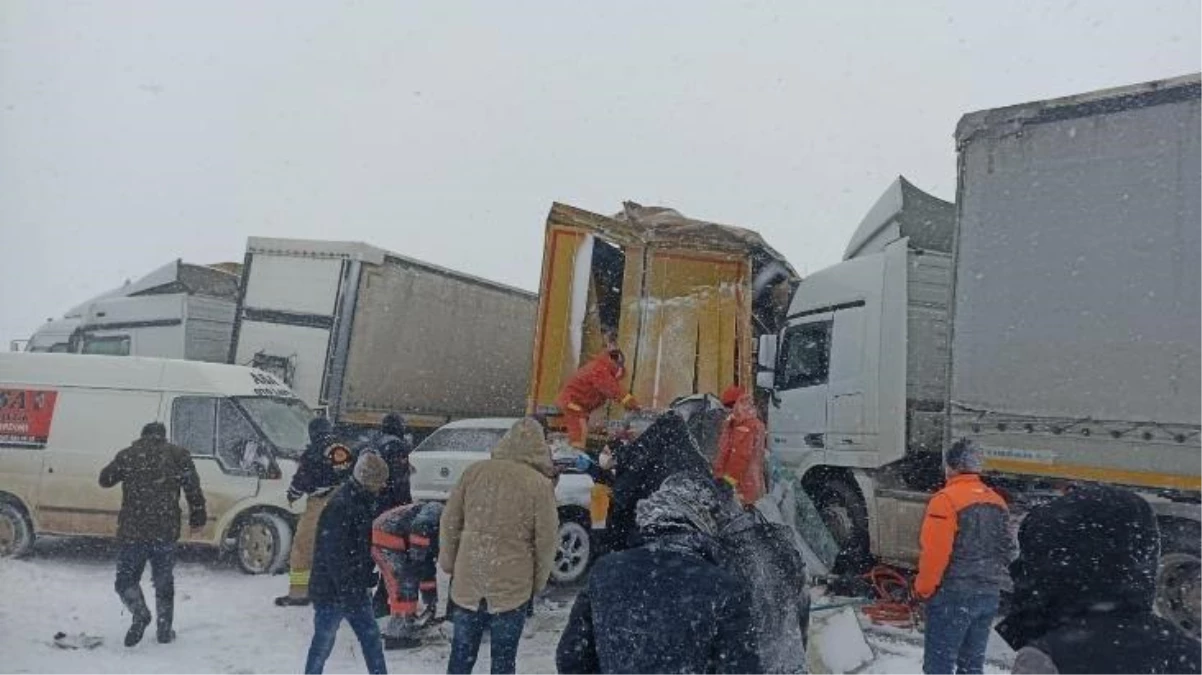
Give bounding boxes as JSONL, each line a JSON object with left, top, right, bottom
{"left": 0, "top": 500, "right": 34, "bottom": 558}
{"left": 551, "top": 519, "right": 591, "bottom": 585}
{"left": 1157, "top": 519, "right": 1201, "bottom": 638}
{"left": 235, "top": 512, "right": 293, "bottom": 575}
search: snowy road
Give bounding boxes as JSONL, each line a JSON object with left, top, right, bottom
{"left": 1, "top": 538, "right": 1013, "bottom": 674}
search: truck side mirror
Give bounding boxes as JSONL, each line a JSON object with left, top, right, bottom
{"left": 757, "top": 334, "right": 778, "bottom": 369}
{"left": 755, "top": 370, "right": 776, "bottom": 391}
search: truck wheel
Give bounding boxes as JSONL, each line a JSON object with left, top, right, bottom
{"left": 811, "top": 478, "right": 871, "bottom": 574}
{"left": 1156, "top": 520, "right": 1201, "bottom": 638}
{"left": 235, "top": 512, "right": 293, "bottom": 575}
{"left": 551, "top": 517, "right": 592, "bottom": 585}
{"left": 0, "top": 501, "right": 34, "bottom": 558}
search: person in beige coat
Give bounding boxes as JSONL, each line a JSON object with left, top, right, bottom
{"left": 439, "top": 418, "right": 559, "bottom": 675}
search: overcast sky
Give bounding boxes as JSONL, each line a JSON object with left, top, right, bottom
{"left": 1, "top": 1, "right": 1198, "bottom": 343}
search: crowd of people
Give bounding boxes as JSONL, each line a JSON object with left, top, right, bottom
{"left": 95, "top": 347, "right": 1200, "bottom": 674}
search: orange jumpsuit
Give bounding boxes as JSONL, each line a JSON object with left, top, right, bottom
{"left": 555, "top": 351, "right": 638, "bottom": 449}
{"left": 713, "top": 409, "right": 767, "bottom": 505}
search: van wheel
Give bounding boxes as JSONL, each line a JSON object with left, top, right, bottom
{"left": 551, "top": 517, "right": 592, "bottom": 585}
{"left": 235, "top": 512, "right": 292, "bottom": 575}
{"left": 0, "top": 501, "right": 34, "bottom": 558}
{"left": 1157, "top": 519, "right": 1201, "bottom": 638}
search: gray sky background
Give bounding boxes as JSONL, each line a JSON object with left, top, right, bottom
{"left": 2, "top": 1, "right": 1199, "bottom": 343}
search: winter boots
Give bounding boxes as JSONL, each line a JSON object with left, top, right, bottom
{"left": 155, "top": 590, "right": 175, "bottom": 644}
{"left": 119, "top": 587, "right": 152, "bottom": 647}
{"left": 273, "top": 594, "right": 311, "bottom": 607}
{"left": 381, "top": 615, "right": 422, "bottom": 650}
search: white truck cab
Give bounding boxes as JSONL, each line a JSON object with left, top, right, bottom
{"left": 0, "top": 352, "right": 310, "bottom": 574}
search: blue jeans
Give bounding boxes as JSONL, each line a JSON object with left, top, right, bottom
{"left": 447, "top": 600, "right": 529, "bottom": 675}
{"left": 923, "top": 588, "right": 999, "bottom": 674}
{"left": 305, "top": 599, "right": 387, "bottom": 674}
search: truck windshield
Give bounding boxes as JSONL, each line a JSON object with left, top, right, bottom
{"left": 235, "top": 397, "right": 312, "bottom": 460}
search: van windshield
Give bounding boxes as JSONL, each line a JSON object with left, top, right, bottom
{"left": 235, "top": 397, "right": 312, "bottom": 460}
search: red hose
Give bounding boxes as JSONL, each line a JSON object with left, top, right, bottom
{"left": 859, "top": 565, "right": 919, "bottom": 629}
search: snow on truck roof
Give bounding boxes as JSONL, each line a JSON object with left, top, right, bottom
{"left": 0, "top": 352, "right": 299, "bottom": 400}
{"left": 246, "top": 236, "right": 536, "bottom": 300}
{"left": 956, "top": 72, "right": 1200, "bottom": 145}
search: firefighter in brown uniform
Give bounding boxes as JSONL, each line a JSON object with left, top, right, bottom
{"left": 275, "top": 417, "right": 356, "bottom": 607}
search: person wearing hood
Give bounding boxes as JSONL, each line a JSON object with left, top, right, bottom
{"left": 371, "top": 500, "right": 445, "bottom": 650}
{"left": 556, "top": 472, "right": 761, "bottom": 674}
{"left": 304, "top": 453, "right": 390, "bottom": 675}
{"left": 439, "top": 418, "right": 559, "bottom": 674}
{"left": 278, "top": 416, "right": 354, "bottom": 607}
{"left": 998, "top": 485, "right": 1200, "bottom": 674}
{"left": 603, "top": 410, "right": 712, "bottom": 554}
{"left": 915, "top": 439, "right": 1014, "bottom": 675}
{"left": 556, "top": 348, "right": 640, "bottom": 451}
{"left": 714, "top": 491, "right": 810, "bottom": 674}
{"left": 99, "top": 422, "right": 207, "bottom": 647}
{"left": 713, "top": 385, "right": 767, "bottom": 505}
{"left": 374, "top": 412, "right": 415, "bottom": 512}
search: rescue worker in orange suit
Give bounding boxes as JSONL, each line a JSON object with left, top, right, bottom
{"left": 371, "top": 501, "right": 444, "bottom": 650}
{"left": 712, "top": 386, "right": 767, "bottom": 505}
{"left": 914, "top": 439, "right": 1014, "bottom": 675}
{"left": 555, "top": 348, "right": 640, "bottom": 451}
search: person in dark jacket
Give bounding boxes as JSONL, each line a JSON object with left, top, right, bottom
{"left": 998, "top": 484, "right": 1201, "bottom": 674}
{"left": 372, "top": 501, "right": 444, "bottom": 650}
{"left": 556, "top": 472, "right": 761, "bottom": 674}
{"left": 277, "top": 416, "right": 355, "bottom": 607}
{"left": 304, "top": 453, "right": 390, "bottom": 675}
{"left": 374, "top": 412, "right": 414, "bottom": 512}
{"left": 915, "top": 439, "right": 1014, "bottom": 675}
{"left": 99, "top": 422, "right": 206, "bottom": 647}
{"left": 602, "top": 411, "right": 712, "bottom": 554}
{"left": 715, "top": 494, "right": 810, "bottom": 674}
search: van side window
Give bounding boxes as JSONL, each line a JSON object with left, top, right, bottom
{"left": 81, "top": 335, "right": 131, "bottom": 356}
{"left": 172, "top": 397, "right": 217, "bottom": 456}
{"left": 777, "top": 321, "right": 832, "bottom": 390}
{"left": 217, "top": 399, "right": 260, "bottom": 470}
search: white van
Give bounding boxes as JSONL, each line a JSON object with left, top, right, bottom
{"left": 0, "top": 352, "right": 308, "bottom": 574}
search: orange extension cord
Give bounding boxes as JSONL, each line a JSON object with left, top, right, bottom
{"left": 860, "top": 565, "right": 920, "bottom": 629}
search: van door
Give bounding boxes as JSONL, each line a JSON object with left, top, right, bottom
{"left": 167, "top": 396, "right": 261, "bottom": 542}
{"left": 0, "top": 388, "right": 53, "bottom": 529}
{"left": 37, "top": 389, "right": 161, "bottom": 536}
{"left": 769, "top": 315, "right": 833, "bottom": 461}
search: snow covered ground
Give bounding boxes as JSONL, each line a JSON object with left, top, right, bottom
{"left": 1, "top": 537, "right": 1014, "bottom": 674}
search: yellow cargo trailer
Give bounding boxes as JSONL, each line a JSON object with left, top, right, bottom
{"left": 528, "top": 201, "right": 797, "bottom": 444}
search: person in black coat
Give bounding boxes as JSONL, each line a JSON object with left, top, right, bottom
{"left": 304, "top": 453, "right": 390, "bottom": 675}
{"left": 999, "top": 484, "right": 1201, "bottom": 674}
{"left": 556, "top": 472, "right": 761, "bottom": 674}
{"left": 374, "top": 412, "right": 414, "bottom": 512}
{"left": 603, "top": 411, "right": 713, "bottom": 554}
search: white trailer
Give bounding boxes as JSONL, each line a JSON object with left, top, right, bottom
{"left": 229, "top": 238, "right": 537, "bottom": 435}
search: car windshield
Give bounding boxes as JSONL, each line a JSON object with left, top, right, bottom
{"left": 235, "top": 397, "right": 313, "bottom": 460}
{"left": 415, "top": 427, "right": 507, "bottom": 453}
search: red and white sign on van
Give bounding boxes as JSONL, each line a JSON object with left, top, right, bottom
{"left": 0, "top": 389, "right": 59, "bottom": 447}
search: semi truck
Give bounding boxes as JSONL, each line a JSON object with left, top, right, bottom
{"left": 228, "top": 237, "right": 538, "bottom": 435}
{"left": 19, "top": 259, "right": 240, "bottom": 361}
{"left": 526, "top": 201, "right": 797, "bottom": 452}
{"left": 756, "top": 74, "right": 1200, "bottom": 635}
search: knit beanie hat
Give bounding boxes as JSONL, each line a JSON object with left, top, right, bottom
{"left": 945, "top": 438, "right": 984, "bottom": 473}
{"left": 354, "top": 452, "right": 390, "bottom": 493}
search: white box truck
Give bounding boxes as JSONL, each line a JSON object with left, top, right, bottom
{"left": 757, "top": 75, "right": 1201, "bottom": 634}
{"left": 228, "top": 238, "right": 538, "bottom": 436}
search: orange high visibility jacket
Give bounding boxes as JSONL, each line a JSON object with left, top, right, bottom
{"left": 713, "top": 411, "right": 766, "bottom": 504}
{"left": 914, "top": 473, "right": 1012, "bottom": 600}
{"left": 555, "top": 351, "right": 637, "bottom": 415}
